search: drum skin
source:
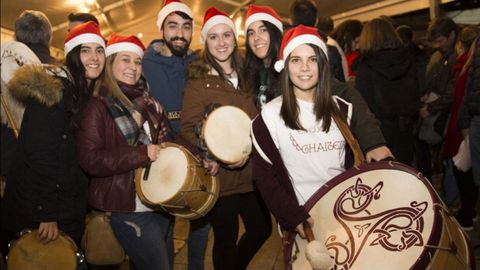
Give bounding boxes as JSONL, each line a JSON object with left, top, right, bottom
{"left": 7, "top": 230, "right": 78, "bottom": 270}
{"left": 283, "top": 161, "right": 474, "bottom": 270}
{"left": 202, "top": 105, "right": 252, "bottom": 164}
{"left": 136, "top": 143, "right": 219, "bottom": 219}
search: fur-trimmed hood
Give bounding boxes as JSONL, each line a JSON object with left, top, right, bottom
{"left": 8, "top": 65, "right": 64, "bottom": 108}
{"left": 186, "top": 57, "right": 210, "bottom": 80}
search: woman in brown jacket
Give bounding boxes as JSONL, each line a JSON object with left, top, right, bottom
{"left": 77, "top": 34, "right": 217, "bottom": 270}
{"left": 181, "top": 7, "right": 271, "bottom": 270}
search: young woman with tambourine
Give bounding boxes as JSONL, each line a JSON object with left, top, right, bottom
{"left": 181, "top": 7, "right": 272, "bottom": 270}
{"left": 77, "top": 33, "right": 217, "bottom": 269}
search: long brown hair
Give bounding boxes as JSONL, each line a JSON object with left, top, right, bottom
{"left": 203, "top": 35, "right": 245, "bottom": 91}
{"left": 458, "top": 28, "right": 480, "bottom": 76}
{"left": 358, "top": 18, "right": 403, "bottom": 54}
{"left": 280, "top": 44, "right": 341, "bottom": 131}
{"left": 93, "top": 53, "right": 133, "bottom": 108}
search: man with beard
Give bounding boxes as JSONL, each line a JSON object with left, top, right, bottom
{"left": 415, "top": 17, "right": 458, "bottom": 181}
{"left": 143, "top": 0, "right": 195, "bottom": 132}
{"left": 421, "top": 17, "right": 458, "bottom": 119}
{"left": 142, "top": 1, "right": 209, "bottom": 269}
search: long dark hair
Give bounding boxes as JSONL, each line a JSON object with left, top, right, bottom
{"left": 244, "top": 20, "right": 283, "bottom": 104}
{"left": 280, "top": 44, "right": 340, "bottom": 131}
{"left": 65, "top": 45, "right": 99, "bottom": 129}
{"left": 203, "top": 35, "right": 245, "bottom": 91}
{"left": 331, "top": 19, "right": 363, "bottom": 54}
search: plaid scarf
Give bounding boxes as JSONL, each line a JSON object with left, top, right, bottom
{"left": 101, "top": 77, "right": 170, "bottom": 146}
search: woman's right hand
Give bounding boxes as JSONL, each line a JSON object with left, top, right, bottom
{"left": 147, "top": 144, "right": 162, "bottom": 161}
{"left": 37, "top": 221, "right": 59, "bottom": 243}
{"left": 296, "top": 217, "right": 314, "bottom": 239}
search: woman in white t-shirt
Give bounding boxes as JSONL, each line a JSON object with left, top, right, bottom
{"left": 251, "top": 25, "right": 364, "bottom": 237}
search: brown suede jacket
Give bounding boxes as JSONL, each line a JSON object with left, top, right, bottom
{"left": 181, "top": 60, "right": 258, "bottom": 197}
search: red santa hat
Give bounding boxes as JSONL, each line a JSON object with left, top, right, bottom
{"left": 105, "top": 33, "right": 146, "bottom": 58}
{"left": 64, "top": 21, "right": 105, "bottom": 56}
{"left": 244, "top": 5, "right": 283, "bottom": 34}
{"left": 274, "top": 25, "right": 328, "bottom": 72}
{"left": 156, "top": 0, "right": 193, "bottom": 31}
{"left": 201, "top": 7, "right": 237, "bottom": 43}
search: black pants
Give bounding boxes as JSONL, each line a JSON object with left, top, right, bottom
{"left": 209, "top": 192, "right": 272, "bottom": 270}
{"left": 414, "top": 138, "right": 444, "bottom": 181}
{"left": 453, "top": 166, "right": 478, "bottom": 219}
{"left": 379, "top": 116, "right": 415, "bottom": 165}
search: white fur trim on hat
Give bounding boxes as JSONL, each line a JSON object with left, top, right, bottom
{"left": 156, "top": 2, "right": 193, "bottom": 32}
{"left": 201, "top": 15, "right": 237, "bottom": 43}
{"left": 106, "top": 42, "right": 144, "bottom": 58}
{"left": 275, "top": 34, "right": 327, "bottom": 72}
{"left": 64, "top": 33, "right": 105, "bottom": 56}
{"left": 245, "top": 13, "right": 283, "bottom": 34}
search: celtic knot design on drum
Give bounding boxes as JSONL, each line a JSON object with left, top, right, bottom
{"left": 326, "top": 178, "right": 427, "bottom": 269}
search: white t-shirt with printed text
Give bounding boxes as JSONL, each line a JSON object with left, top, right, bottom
{"left": 261, "top": 96, "right": 346, "bottom": 204}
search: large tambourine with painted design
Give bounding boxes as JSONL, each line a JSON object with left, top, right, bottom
{"left": 284, "top": 161, "right": 474, "bottom": 270}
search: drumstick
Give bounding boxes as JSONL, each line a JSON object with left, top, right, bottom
{"left": 143, "top": 165, "right": 151, "bottom": 181}
{"left": 303, "top": 223, "right": 334, "bottom": 270}
{"left": 1, "top": 94, "right": 19, "bottom": 138}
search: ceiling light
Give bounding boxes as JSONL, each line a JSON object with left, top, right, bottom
{"left": 79, "top": 5, "right": 90, "bottom": 13}
{"left": 234, "top": 16, "right": 243, "bottom": 36}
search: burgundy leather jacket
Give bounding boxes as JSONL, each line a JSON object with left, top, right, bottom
{"left": 77, "top": 96, "right": 199, "bottom": 211}
{"left": 77, "top": 97, "right": 151, "bottom": 211}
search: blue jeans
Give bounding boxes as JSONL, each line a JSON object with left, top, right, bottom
{"left": 441, "top": 160, "right": 459, "bottom": 206}
{"left": 110, "top": 211, "right": 174, "bottom": 270}
{"left": 471, "top": 116, "right": 480, "bottom": 186}
{"left": 188, "top": 218, "right": 210, "bottom": 270}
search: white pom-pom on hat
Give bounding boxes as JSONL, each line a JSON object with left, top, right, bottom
{"left": 274, "top": 60, "right": 284, "bottom": 72}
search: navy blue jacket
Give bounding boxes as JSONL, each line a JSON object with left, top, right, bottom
{"left": 142, "top": 39, "right": 198, "bottom": 132}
